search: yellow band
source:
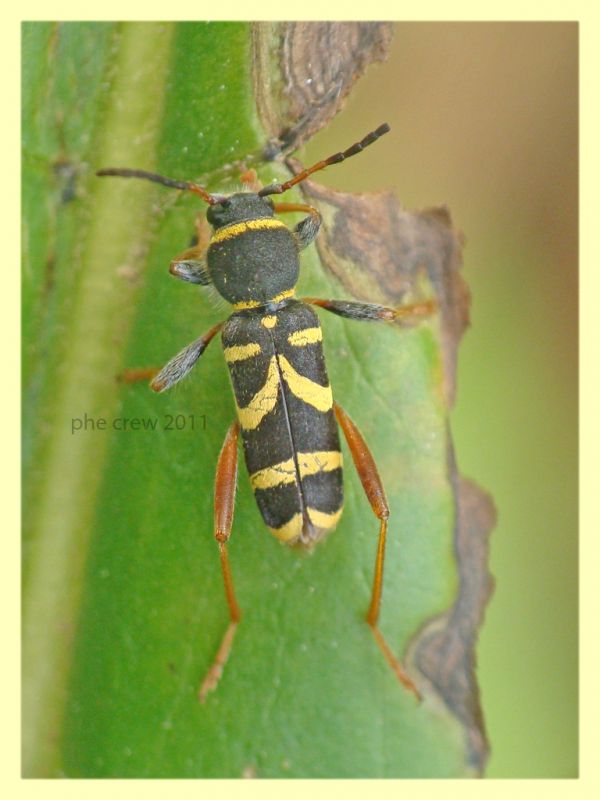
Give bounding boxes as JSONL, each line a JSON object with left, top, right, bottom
{"left": 250, "top": 450, "right": 342, "bottom": 491}
{"left": 271, "top": 289, "right": 295, "bottom": 303}
{"left": 232, "top": 289, "right": 295, "bottom": 312}
{"left": 235, "top": 356, "right": 280, "bottom": 430}
{"left": 232, "top": 299, "right": 261, "bottom": 311}
{"left": 211, "top": 217, "right": 287, "bottom": 245}
{"left": 287, "top": 326, "right": 323, "bottom": 347}
{"left": 268, "top": 506, "right": 343, "bottom": 542}
{"left": 269, "top": 513, "right": 303, "bottom": 542}
{"left": 277, "top": 355, "right": 333, "bottom": 412}
{"left": 250, "top": 459, "right": 297, "bottom": 491}
{"left": 307, "top": 507, "right": 343, "bottom": 531}
{"left": 297, "top": 450, "right": 342, "bottom": 477}
{"left": 223, "top": 342, "right": 261, "bottom": 363}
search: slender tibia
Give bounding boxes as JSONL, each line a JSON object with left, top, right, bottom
{"left": 199, "top": 421, "right": 241, "bottom": 703}
{"left": 273, "top": 202, "right": 322, "bottom": 250}
{"left": 118, "top": 367, "right": 160, "bottom": 384}
{"left": 303, "top": 297, "right": 436, "bottom": 323}
{"left": 334, "top": 402, "right": 420, "bottom": 700}
{"left": 150, "top": 322, "right": 223, "bottom": 392}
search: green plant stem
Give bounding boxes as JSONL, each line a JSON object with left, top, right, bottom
{"left": 22, "top": 22, "right": 174, "bottom": 777}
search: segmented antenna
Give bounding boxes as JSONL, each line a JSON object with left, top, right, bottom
{"left": 258, "top": 123, "right": 391, "bottom": 197}
{"left": 96, "top": 167, "right": 217, "bottom": 205}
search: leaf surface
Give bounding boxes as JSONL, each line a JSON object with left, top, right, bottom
{"left": 22, "top": 21, "right": 491, "bottom": 778}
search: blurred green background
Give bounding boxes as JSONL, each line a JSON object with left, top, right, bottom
{"left": 304, "top": 23, "right": 578, "bottom": 778}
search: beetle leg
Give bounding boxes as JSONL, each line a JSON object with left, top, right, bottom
{"left": 118, "top": 312, "right": 222, "bottom": 387}
{"left": 118, "top": 322, "right": 220, "bottom": 386}
{"left": 169, "top": 250, "right": 211, "bottom": 285}
{"left": 273, "top": 202, "right": 322, "bottom": 250}
{"left": 170, "top": 215, "right": 213, "bottom": 284}
{"left": 303, "top": 297, "right": 436, "bottom": 323}
{"left": 118, "top": 367, "right": 160, "bottom": 384}
{"left": 334, "top": 402, "right": 420, "bottom": 700}
{"left": 199, "top": 420, "right": 241, "bottom": 703}
{"left": 149, "top": 322, "right": 223, "bottom": 392}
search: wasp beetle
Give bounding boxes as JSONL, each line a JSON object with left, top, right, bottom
{"left": 98, "top": 124, "right": 434, "bottom": 702}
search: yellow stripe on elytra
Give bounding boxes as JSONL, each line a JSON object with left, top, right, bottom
{"left": 268, "top": 506, "right": 343, "bottom": 542}
{"left": 235, "top": 354, "right": 332, "bottom": 431}
{"left": 277, "top": 355, "right": 333, "bottom": 412}
{"left": 268, "top": 514, "right": 303, "bottom": 542}
{"left": 307, "top": 507, "right": 343, "bottom": 531}
{"left": 298, "top": 450, "right": 342, "bottom": 477}
{"left": 287, "top": 327, "right": 323, "bottom": 347}
{"left": 250, "top": 459, "right": 296, "bottom": 491}
{"left": 211, "top": 218, "right": 287, "bottom": 245}
{"left": 250, "top": 450, "right": 342, "bottom": 492}
{"left": 223, "top": 342, "right": 261, "bottom": 363}
{"left": 235, "top": 356, "right": 279, "bottom": 430}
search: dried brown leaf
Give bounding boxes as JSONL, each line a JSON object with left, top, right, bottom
{"left": 253, "top": 22, "right": 393, "bottom": 155}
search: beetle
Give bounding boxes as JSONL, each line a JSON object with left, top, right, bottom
{"left": 98, "top": 124, "right": 433, "bottom": 701}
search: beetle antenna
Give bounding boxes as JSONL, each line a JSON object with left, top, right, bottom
{"left": 96, "top": 167, "right": 217, "bottom": 205}
{"left": 258, "top": 123, "right": 391, "bottom": 197}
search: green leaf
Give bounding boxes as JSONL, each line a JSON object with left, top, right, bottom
{"left": 23, "top": 21, "right": 488, "bottom": 778}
